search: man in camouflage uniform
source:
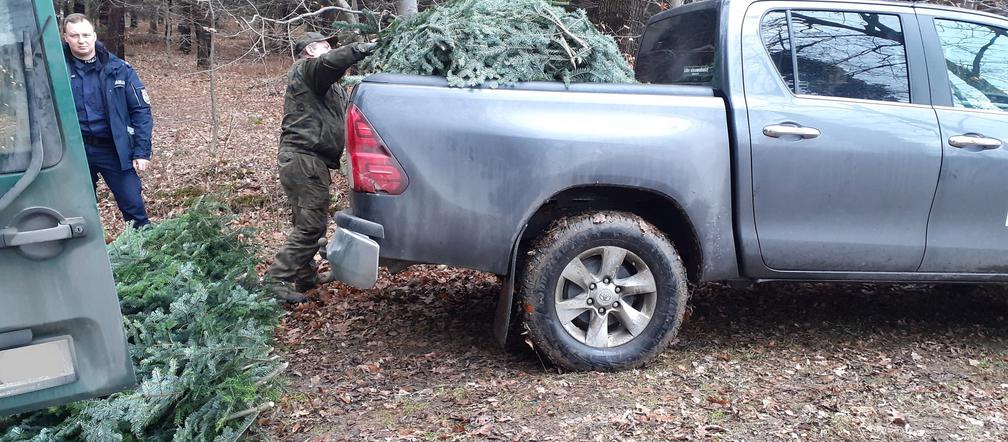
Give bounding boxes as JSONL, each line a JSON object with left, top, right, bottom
{"left": 267, "top": 33, "right": 376, "bottom": 303}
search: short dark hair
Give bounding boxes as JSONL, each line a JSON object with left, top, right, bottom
{"left": 62, "top": 13, "right": 92, "bottom": 33}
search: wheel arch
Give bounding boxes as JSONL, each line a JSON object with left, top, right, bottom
{"left": 493, "top": 185, "right": 703, "bottom": 347}
{"left": 516, "top": 185, "right": 703, "bottom": 283}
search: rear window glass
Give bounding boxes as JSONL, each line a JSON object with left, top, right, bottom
{"left": 0, "top": 0, "right": 63, "bottom": 175}
{"left": 934, "top": 19, "right": 1008, "bottom": 112}
{"left": 636, "top": 7, "right": 719, "bottom": 86}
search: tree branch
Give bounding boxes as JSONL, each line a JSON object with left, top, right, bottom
{"left": 244, "top": 5, "right": 364, "bottom": 26}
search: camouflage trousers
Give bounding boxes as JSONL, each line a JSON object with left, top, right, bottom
{"left": 267, "top": 151, "right": 332, "bottom": 286}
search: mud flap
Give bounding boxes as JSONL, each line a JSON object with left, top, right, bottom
{"left": 493, "top": 272, "right": 516, "bottom": 348}
{"left": 493, "top": 224, "right": 528, "bottom": 348}
{"left": 325, "top": 227, "right": 380, "bottom": 289}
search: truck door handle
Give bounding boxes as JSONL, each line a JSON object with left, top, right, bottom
{"left": 948, "top": 134, "right": 1002, "bottom": 150}
{"left": 0, "top": 218, "right": 86, "bottom": 249}
{"left": 763, "top": 124, "right": 821, "bottom": 139}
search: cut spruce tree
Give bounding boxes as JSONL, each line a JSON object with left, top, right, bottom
{"left": 1, "top": 200, "right": 283, "bottom": 442}
{"left": 343, "top": 0, "right": 635, "bottom": 87}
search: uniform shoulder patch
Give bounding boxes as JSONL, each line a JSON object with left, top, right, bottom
{"left": 141, "top": 89, "right": 151, "bottom": 105}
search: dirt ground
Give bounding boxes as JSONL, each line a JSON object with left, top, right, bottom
{"left": 107, "top": 37, "right": 1008, "bottom": 441}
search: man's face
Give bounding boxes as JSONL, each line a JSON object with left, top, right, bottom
{"left": 64, "top": 20, "right": 97, "bottom": 60}
{"left": 304, "top": 41, "right": 331, "bottom": 59}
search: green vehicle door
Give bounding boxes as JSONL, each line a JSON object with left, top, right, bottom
{"left": 0, "top": 0, "right": 135, "bottom": 416}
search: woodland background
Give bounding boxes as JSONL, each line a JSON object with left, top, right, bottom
{"left": 42, "top": 0, "right": 1008, "bottom": 440}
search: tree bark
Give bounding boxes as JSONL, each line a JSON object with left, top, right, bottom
{"left": 177, "top": 0, "right": 193, "bottom": 54}
{"left": 164, "top": 0, "right": 173, "bottom": 59}
{"left": 398, "top": 0, "right": 418, "bottom": 17}
{"left": 195, "top": 9, "right": 211, "bottom": 69}
{"left": 586, "top": 0, "right": 662, "bottom": 54}
{"left": 207, "top": 0, "right": 218, "bottom": 157}
{"left": 98, "top": 2, "right": 127, "bottom": 60}
{"left": 149, "top": 4, "right": 159, "bottom": 33}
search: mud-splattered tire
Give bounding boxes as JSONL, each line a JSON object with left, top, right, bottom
{"left": 518, "top": 211, "right": 690, "bottom": 371}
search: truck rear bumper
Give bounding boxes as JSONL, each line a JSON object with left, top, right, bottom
{"left": 326, "top": 211, "right": 383, "bottom": 289}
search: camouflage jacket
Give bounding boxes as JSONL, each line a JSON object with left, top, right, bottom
{"left": 278, "top": 44, "right": 366, "bottom": 169}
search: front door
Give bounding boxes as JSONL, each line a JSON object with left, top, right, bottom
{"left": 918, "top": 12, "right": 1008, "bottom": 273}
{"left": 742, "top": 2, "right": 943, "bottom": 272}
{"left": 0, "top": 0, "right": 134, "bottom": 416}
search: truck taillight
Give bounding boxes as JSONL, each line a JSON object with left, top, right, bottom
{"left": 346, "top": 104, "right": 408, "bottom": 195}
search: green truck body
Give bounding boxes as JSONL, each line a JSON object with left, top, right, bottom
{"left": 0, "top": 0, "right": 134, "bottom": 416}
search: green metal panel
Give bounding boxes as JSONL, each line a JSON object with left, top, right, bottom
{"left": 0, "top": 0, "right": 135, "bottom": 416}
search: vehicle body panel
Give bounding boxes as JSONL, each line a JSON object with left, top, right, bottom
{"left": 742, "top": 2, "right": 942, "bottom": 272}
{"left": 350, "top": 74, "right": 738, "bottom": 280}
{"left": 1, "top": 0, "right": 134, "bottom": 416}
{"left": 916, "top": 10, "right": 1008, "bottom": 273}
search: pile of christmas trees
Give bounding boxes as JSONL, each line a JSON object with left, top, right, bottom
{"left": 1, "top": 200, "right": 283, "bottom": 441}
{"left": 350, "top": 0, "right": 635, "bottom": 87}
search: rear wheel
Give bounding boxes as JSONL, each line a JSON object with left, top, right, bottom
{"left": 518, "top": 211, "right": 690, "bottom": 371}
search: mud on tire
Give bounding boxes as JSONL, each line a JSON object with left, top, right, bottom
{"left": 518, "top": 211, "right": 690, "bottom": 371}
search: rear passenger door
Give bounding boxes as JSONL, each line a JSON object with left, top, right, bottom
{"left": 917, "top": 11, "right": 1008, "bottom": 273}
{"left": 1, "top": 0, "right": 134, "bottom": 416}
{"left": 742, "top": 2, "right": 943, "bottom": 272}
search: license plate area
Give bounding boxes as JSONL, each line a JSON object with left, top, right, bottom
{"left": 0, "top": 336, "right": 77, "bottom": 398}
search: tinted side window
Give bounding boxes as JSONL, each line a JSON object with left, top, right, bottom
{"left": 761, "top": 11, "right": 795, "bottom": 90}
{"left": 0, "top": 0, "right": 63, "bottom": 175}
{"left": 934, "top": 19, "right": 1008, "bottom": 112}
{"left": 759, "top": 10, "right": 910, "bottom": 103}
{"left": 636, "top": 8, "right": 719, "bottom": 85}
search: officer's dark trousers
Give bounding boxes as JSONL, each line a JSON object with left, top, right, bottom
{"left": 85, "top": 141, "right": 149, "bottom": 229}
{"left": 267, "top": 151, "right": 332, "bottom": 286}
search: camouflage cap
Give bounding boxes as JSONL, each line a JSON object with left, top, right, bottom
{"left": 293, "top": 32, "right": 334, "bottom": 55}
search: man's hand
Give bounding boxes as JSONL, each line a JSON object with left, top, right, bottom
{"left": 133, "top": 158, "right": 151, "bottom": 172}
{"left": 354, "top": 42, "right": 378, "bottom": 57}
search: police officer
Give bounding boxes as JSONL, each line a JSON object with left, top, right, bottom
{"left": 266, "top": 33, "right": 375, "bottom": 303}
{"left": 62, "top": 13, "right": 153, "bottom": 229}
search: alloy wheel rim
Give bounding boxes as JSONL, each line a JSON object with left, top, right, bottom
{"left": 553, "top": 246, "right": 658, "bottom": 348}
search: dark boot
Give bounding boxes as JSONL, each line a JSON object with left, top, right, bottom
{"left": 295, "top": 272, "right": 321, "bottom": 293}
{"left": 267, "top": 279, "right": 308, "bottom": 304}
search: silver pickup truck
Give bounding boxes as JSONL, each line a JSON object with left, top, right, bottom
{"left": 328, "top": 0, "right": 1008, "bottom": 371}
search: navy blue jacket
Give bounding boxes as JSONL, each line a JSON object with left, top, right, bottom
{"left": 63, "top": 42, "right": 153, "bottom": 171}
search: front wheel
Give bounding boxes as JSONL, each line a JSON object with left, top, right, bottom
{"left": 518, "top": 212, "right": 690, "bottom": 371}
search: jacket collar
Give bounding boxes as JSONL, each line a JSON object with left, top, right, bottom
{"left": 63, "top": 41, "right": 118, "bottom": 71}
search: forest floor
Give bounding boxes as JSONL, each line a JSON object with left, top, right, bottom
{"left": 103, "top": 36, "right": 1008, "bottom": 441}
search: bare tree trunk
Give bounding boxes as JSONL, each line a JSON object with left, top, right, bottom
{"left": 164, "top": 0, "right": 172, "bottom": 60}
{"left": 98, "top": 2, "right": 127, "bottom": 59}
{"left": 207, "top": 0, "right": 218, "bottom": 157}
{"left": 177, "top": 0, "right": 193, "bottom": 54}
{"left": 588, "top": 0, "right": 665, "bottom": 54}
{"left": 333, "top": 0, "right": 360, "bottom": 42}
{"left": 335, "top": 0, "right": 358, "bottom": 25}
{"left": 195, "top": 14, "right": 211, "bottom": 68}
{"left": 398, "top": 0, "right": 418, "bottom": 17}
{"left": 149, "top": 4, "right": 159, "bottom": 33}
